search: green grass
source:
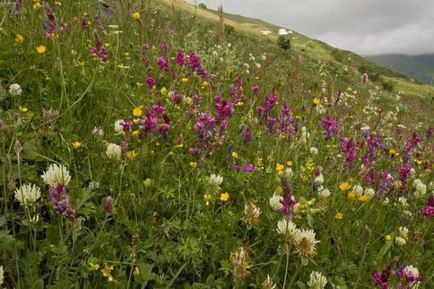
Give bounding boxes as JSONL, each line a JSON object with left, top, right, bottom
{"left": 0, "top": 0, "right": 433, "bottom": 288}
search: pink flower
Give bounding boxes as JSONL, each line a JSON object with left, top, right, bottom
{"left": 104, "top": 196, "right": 113, "bottom": 213}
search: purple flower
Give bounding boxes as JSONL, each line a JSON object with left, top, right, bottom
{"left": 340, "top": 137, "right": 358, "bottom": 168}
{"left": 372, "top": 269, "right": 390, "bottom": 289}
{"left": 252, "top": 84, "right": 260, "bottom": 94}
{"left": 422, "top": 195, "right": 434, "bottom": 217}
{"left": 146, "top": 74, "right": 156, "bottom": 89}
{"left": 214, "top": 95, "right": 233, "bottom": 119}
{"left": 279, "top": 193, "right": 298, "bottom": 219}
{"left": 399, "top": 163, "right": 411, "bottom": 190}
{"left": 171, "top": 90, "right": 184, "bottom": 104}
{"left": 257, "top": 94, "right": 278, "bottom": 119}
{"left": 426, "top": 126, "right": 433, "bottom": 139}
{"left": 48, "top": 184, "right": 76, "bottom": 222}
{"left": 321, "top": 115, "right": 342, "bottom": 139}
{"left": 157, "top": 56, "right": 170, "bottom": 72}
{"left": 244, "top": 127, "right": 252, "bottom": 144}
{"left": 242, "top": 164, "right": 256, "bottom": 172}
{"left": 362, "top": 73, "right": 369, "bottom": 85}
{"left": 104, "top": 196, "right": 113, "bottom": 213}
{"left": 175, "top": 51, "right": 185, "bottom": 66}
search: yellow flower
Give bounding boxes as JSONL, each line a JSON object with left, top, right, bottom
{"left": 89, "top": 262, "right": 100, "bottom": 271}
{"left": 231, "top": 151, "right": 238, "bottom": 158}
{"left": 19, "top": 106, "right": 28, "bottom": 113}
{"left": 132, "top": 12, "right": 141, "bottom": 20}
{"left": 204, "top": 193, "right": 212, "bottom": 205}
{"left": 36, "top": 45, "right": 46, "bottom": 54}
{"left": 219, "top": 192, "right": 230, "bottom": 202}
{"left": 33, "top": 2, "right": 42, "bottom": 9}
{"left": 335, "top": 211, "right": 344, "bottom": 220}
{"left": 101, "top": 265, "right": 113, "bottom": 276}
{"left": 385, "top": 234, "right": 392, "bottom": 241}
{"left": 15, "top": 34, "right": 24, "bottom": 44}
{"left": 55, "top": 1, "right": 62, "bottom": 6}
{"left": 312, "top": 97, "right": 320, "bottom": 106}
{"left": 160, "top": 87, "right": 167, "bottom": 95}
{"left": 276, "top": 163, "right": 284, "bottom": 175}
{"left": 127, "top": 150, "right": 138, "bottom": 160}
{"left": 275, "top": 186, "right": 283, "bottom": 194}
{"left": 189, "top": 161, "right": 197, "bottom": 168}
{"left": 347, "top": 190, "right": 356, "bottom": 200}
{"left": 339, "top": 182, "right": 351, "bottom": 191}
{"left": 181, "top": 77, "right": 189, "bottom": 83}
{"left": 357, "top": 194, "right": 371, "bottom": 202}
{"left": 72, "top": 141, "right": 81, "bottom": 149}
{"left": 132, "top": 106, "right": 143, "bottom": 117}
{"left": 132, "top": 130, "right": 139, "bottom": 137}
{"left": 286, "top": 160, "right": 293, "bottom": 167}
{"left": 201, "top": 81, "right": 209, "bottom": 88}
{"left": 133, "top": 266, "right": 140, "bottom": 276}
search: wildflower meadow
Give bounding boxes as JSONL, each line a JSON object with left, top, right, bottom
{"left": 0, "top": 0, "right": 433, "bottom": 288}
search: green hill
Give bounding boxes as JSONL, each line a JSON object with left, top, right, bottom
{"left": 366, "top": 54, "right": 434, "bottom": 85}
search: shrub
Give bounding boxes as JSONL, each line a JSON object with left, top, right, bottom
{"left": 277, "top": 35, "right": 291, "bottom": 51}
{"left": 198, "top": 3, "right": 207, "bottom": 9}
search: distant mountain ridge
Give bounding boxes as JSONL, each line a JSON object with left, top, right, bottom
{"left": 366, "top": 54, "right": 434, "bottom": 85}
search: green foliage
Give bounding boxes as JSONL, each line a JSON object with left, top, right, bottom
{"left": 198, "top": 3, "right": 207, "bottom": 10}
{"left": 0, "top": 0, "right": 432, "bottom": 288}
{"left": 277, "top": 35, "right": 291, "bottom": 51}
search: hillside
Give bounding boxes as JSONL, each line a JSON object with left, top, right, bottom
{"left": 0, "top": 0, "right": 433, "bottom": 288}
{"left": 366, "top": 54, "right": 434, "bottom": 85}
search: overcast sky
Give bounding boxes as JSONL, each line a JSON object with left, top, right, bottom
{"left": 188, "top": 0, "right": 434, "bottom": 56}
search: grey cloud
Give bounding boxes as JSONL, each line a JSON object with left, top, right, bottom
{"left": 188, "top": 0, "right": 434, "bottom": 55}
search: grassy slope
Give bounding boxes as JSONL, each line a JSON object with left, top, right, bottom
{"left": 0, "top": 1, "right": 433, "bottom": 288}
{"left": 165, "top": 0, "right": 434, "bottom": 104}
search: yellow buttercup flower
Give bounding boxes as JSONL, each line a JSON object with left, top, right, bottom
{"left": 347, "top": 190, "right": 356, "bottom": 200}
{"left": 36, "top": 45, "right": 46, "bottom": 54}
{"left": 160, "top": 87, "right": 167, "bottom": 95}
{"left": 127, "top": 150, "right": 138, "bottom": 160}
{"left": 357, "top": 194, "right": 371, "bottom": 202}
{"left": 181, "top": 77, "right": 189, "bottom": 83}
{"left": 312, "top": 97, "right": 320, "bottom": 106}
{"left": 286, "top": 160, "right": 293, "bottom": 167}
{"left": 132, "top": 12, "right": 141, "bottom": 20}
{"left": 385, "top": 234, "right": 392, "bottom": 241}
{"left": 72, "top": 141, "right": 81, "bottom": 149}
{"left": 335, "top": 211, "right": 344, "bottom": 220}
{"left": 132, "top": 106, "right": 143, "bottom": 117}
{"left": 89, "top": 262, "right": 100, "bottom": 271}
{"left": 219, "top": 192, "right": 230, "bottom": 202}
{"left": 201, "top": 81, "right": 209, "bottom": 88}
{"left": 19, "top": 106, "right": 28, "bottom": 113}
{"left": 132, "top": 130, "right": 139, "bottom": 137}
{"left": 339, "top": 182, "right": 351, "bottom": 191}
{"left": 276, "top": 163, "right": 284, "bottom": 175}
{"left": 101, "top": 265, "right": 113, "bottom": 277}
{"left": 189, "top": 161, "right": 197, "bottom": 168}
{"left": 15, "top": 34, "right": 24, "bottom": 44}
{"left": 231, "top": 151, "right": 238, "bottom": 158}
{"left": 33, "top": 2, "right": 42, "bottom": 9}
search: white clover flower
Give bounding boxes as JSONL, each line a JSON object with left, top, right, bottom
{"left": 106, "top": 143, "right": 122, "bottom": 160}
{"left": 353, "top": 184, "right": 364, "bottom": 196}
{"left": 398, "top": 226, "right": 409, "bottom": 238}
{"left": 14, "top": 184, "right": 41, "bottom": 206}
{"left": 91, "top": 127, "right": 104, "bottom": 138}
{"left": 398, "top": 197, "right": 408, "bottom": 207}
{"left": 310, "top": 147, "right": 318, "bottom": 155}
{"left": 9, "top": 83, "right": 22, "bottom": 96}
{"left": 413, "top": 179, "right": 426, "bottom": 198}
{"left": 307, "top": 271, "right": 327, "bottom": 289}
{"left": 364, "top": 188, "right": 375, "bottom": 197}
{"left": 294, "top": 229, "right": 320, "bottom": 257}
{"left": 284, "top": 167, "right": 293, "bottom": 178}
{"left": 269, "top": 193, "right": 282, "bottom": 210}
{"left": 41, "top": 164, "right": 71, "bottom": 187}
{"left": 88, "top": 181, "right": 100, "bottom": 190}
{"left": 300, "top": 127, "right": 309, "bottom": 144}
{"left": 318, "top": 188, "right": 331, "bottom": 199}
{"left": 314, "top": 174, "right": 324, "bottom": 185}
{"left": 114, "top": 119, "right": 125, "bottom": 135}
{"left": 208, "top": 173, "right": 223, "bottom": 187}
{"left": 276, "top": 219, "right": 297, "bottom": 238}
